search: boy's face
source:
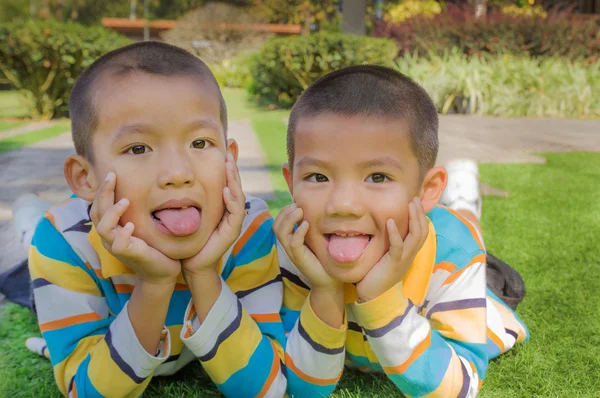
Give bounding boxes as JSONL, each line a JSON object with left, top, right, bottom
{"left": 88, "top": 73, "right": 231, "bottom": 260}
{"left": 283, "top": 113, "right": 422, "bottom": 284}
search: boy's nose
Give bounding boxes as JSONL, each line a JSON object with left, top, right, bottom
{"left": 326, "top": 182, "right": 365, "bottom": 218}
{"left": 157, "top": 153, "right": 195, "bottom": 188}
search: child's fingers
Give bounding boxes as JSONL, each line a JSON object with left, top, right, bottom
{"left": 386, "top": 218, "right": 404, "bottom": 264}
{"left": 226, "top": 153, "right": 244, "bottom": 196}
{"left": 289, "top": 220, "right": 310, "bottom": 261}
{"left": 282, "top": 207, "right": 304, "bottom": 240}
{"left": 273, "top": 204, "right": 298, "bottom": 239}
{"left": 111, "top": 222, "right": 135, "bottom": 255}
{"left": 415, "top": 198, "right": 429, "bottom": 244}
{"left": 402, "top": 200, "right": 423, "bottom": 256}
{"left": 92, "top": 172, "right": 117, "bottom": 225}
{"left": 96, "top": 198, "right": 129, "bottom": 245}
{"left": 223, "top": 186, "right": 243, "bottom": 216}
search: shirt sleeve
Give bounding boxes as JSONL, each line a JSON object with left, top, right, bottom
{"left": 29, "top": 215, "right": 169, "bottom": 398}
{"left": 278, "top": 241, "right": 347, "bottom": 397}
{"left": 180, "top": 199, "right": 287, "bottom": 398}
{"left": 352, "top": 253, "right": 489, "bottom": 398}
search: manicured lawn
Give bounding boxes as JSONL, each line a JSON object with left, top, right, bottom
{"left": 0, "top": 120, "right": 71, "bottom": 154}
{"left": 1, "top": 88, "right": 598, "bottom": 397}
{"left": 0, "top": 120, "right": 26, "bottom": 132}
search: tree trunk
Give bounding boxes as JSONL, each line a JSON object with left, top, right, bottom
{"left": 341, "top": 0, "right": 366, "bottom": 35}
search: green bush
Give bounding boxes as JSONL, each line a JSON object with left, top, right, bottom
{"left": 249, "top": 33, "right": 398, "bottom": 107}
{"left": 396, "top": 51, "right": 599, "bottom": 118}
{"left": 375, "top": 7, "right": 600, "bottom": 62}
{"left": 0, "top": 21, "right": 130, "bottom": 119}
{"left": 212, "top": 54, "right": 254, "bottom": 89}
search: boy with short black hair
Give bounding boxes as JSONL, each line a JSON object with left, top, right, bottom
{"left": 28, "top": 41, "right": 288, "bottom": 397}
{"left": 275, "top": 65, "right": 528, "bottom": 397}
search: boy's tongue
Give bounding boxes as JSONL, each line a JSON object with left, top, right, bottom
{"left": 328, "top": 235, "right": 369, "bottom": 263}
{"left": 154, "top": 207, "right": 201, "bottom": 236}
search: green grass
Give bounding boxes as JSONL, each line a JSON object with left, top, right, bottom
{"left": 0, "top": 90, "right": 30, "bottom": 119}
{"left": 0, "top": 120, "right": 26, "bottom": 132}
{"left": 0, "top": 119, "right": 70, "bottom": 154}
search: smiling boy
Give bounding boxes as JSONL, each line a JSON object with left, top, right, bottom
{"left": 274, "top": 65, "right": 529, "bottom": 397}
{"left": 28, "top": 42, "right": 287, "bottom": 397}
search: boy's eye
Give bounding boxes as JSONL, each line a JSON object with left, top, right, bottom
{"left": 192, "top": 139, "right": 207, "bottom": 149}
{"left": 128, "top": 145, "right": 149, "bottom": 155}
{"left": 367, "top": 173, "right": 389, "bottom": 183}
{"left": 307, "top": 173, "right": 328, "bottom": 183}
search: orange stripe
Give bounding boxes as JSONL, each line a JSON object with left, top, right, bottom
{"left": 46, "top": 212, "right": 56, "bottom": 228}
{"left": 285, "top": 353, "right": 342, "bottom": 386}
{"left": 433, "top": 261, "right": 456, "bottom": 274}
{"left": 114, "top": 284, "right": 134, "bottom": 294}
{"left": 232, "top": 210, "right": 271, "bottom": 256}
{"left": 469, "top": 362, "right": 482, "bottom": 390}
{"left": 383, "top": 331, "right": 431, "bottom": 374}
{"left": 251, "top": 313, "right": 281, "bottom": 323}
{"left": 174, "top": 283, "right": 188, "bottom": 291}
{"left": 444, "top": 207, "right": 485, "bottom": 251}
{"left": 40, "top": 312, "right": 103, "bottom": 332}
{"left": 487, "top": 328, "right": 505, "bottom": 353}
{"left": 443, "top": 254, "right": 486, "bottom": 285}
{"left": 257, "top": 341, "right": 281, "bottom": 397}
{"left": 84, "top": 261, "right": 105, "bottom": 280}
{"left": 71, "top": 380, "right": 78, "bottom": 398}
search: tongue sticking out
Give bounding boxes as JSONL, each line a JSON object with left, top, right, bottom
{"left": 328, "top": 235, "right": 370, "bottom": 263}
{"left": 154, "top": 207, "right": 201, "bottom": 237}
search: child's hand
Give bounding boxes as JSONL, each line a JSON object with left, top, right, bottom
{"left": 181, "top": 153, "right": 246, "bottom": 275}
{"left": 356, "top": 198, "right": 429, "bottom": 302}
{"left": 274, "top": 204, "right": 343, "bottom": 292}
{"left": 91, "top": 172, "right": 181, "bottom": 286}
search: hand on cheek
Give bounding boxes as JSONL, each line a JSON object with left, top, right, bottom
{"left": 90, "top": 172, "right": 181, "bottom": 286}
{"left": 356, "top": 197, "right": 429, "bottom": 302}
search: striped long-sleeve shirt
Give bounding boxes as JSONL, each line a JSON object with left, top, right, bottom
{"left": 279, "top": 205, "right": 529, "bottom": 397}
{"left": 29, "top": 195, "right": 288, "bottom": 398}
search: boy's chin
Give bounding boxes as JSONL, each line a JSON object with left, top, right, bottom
{"left": 323, "top": 262, "right": 373, "bottom": 285}
{"left": 155, "top": 240, "right": 206, "bottom": 261}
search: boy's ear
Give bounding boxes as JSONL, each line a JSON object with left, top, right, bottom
{"left": 64, "top": 155, "right": 99, "bottom": 201}
{"left": 419, "top": 166, "right": 448, "bottom": 213}
{"left": 282, "top": 163, "right": 293, "bottom": 196}
{"left": 226, "top": 138, "right": 239, "bottom": 162}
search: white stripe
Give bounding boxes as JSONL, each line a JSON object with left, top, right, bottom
{"left": 109, "top": 303, "right": 170, "bottom": 379}
{"left": 180, "top": 279, "right": 239, "bottom": 357}
{"left": 34, "top": 284, "right": 108, "bottom": 324}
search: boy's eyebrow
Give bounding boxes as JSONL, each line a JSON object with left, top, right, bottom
{"left": 184, "top": 119, "right": 222, "bottom": 134}
{"left": 359, "top": 156, "right": 404, "bottom": 171}
{"left": 113, "top": 119, "right": 222, "bottom": 142}
{"left": 295, "top": 156, "right": 329, "bottom": 169}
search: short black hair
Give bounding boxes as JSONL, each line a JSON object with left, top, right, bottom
{"left": 287, "top": 65, "right": 438, "bottom": 175}
{"left": 69, "top": 41, "right": 227, "bottom": 162}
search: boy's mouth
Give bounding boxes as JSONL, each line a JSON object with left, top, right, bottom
{"left": 325, "top": 232, "right": 373, "bottom": 263}
{"left": 152, "top": 198, "right": 202, "bottom": 237}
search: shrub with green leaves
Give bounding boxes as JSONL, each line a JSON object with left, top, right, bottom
{"left": 248, "top": 33, "right": 398, "bottom": 107}
{"left": 0, "top": 21, "right": 130, "bottom": 119}
{"left": 376, "top": 8, "right": 600, "bottom": 62}
{"left": 396, "top": 51, "right": 599, "bottom": 118}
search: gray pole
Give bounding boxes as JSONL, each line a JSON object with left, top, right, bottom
{"left": 341, "top": 0, "right": 366, "bottom": 36}
{"left": 143, "top": 0, "right": 150, "bottom": 41}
